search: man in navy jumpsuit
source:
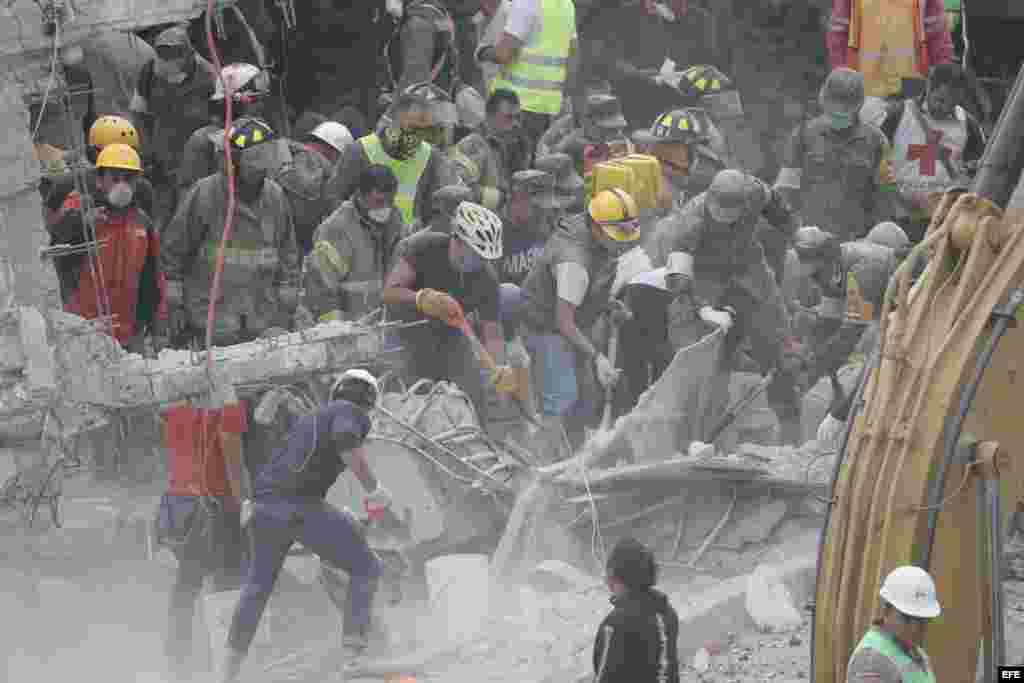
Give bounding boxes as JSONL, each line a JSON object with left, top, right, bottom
{"left": 220, "top": 369, "right": 391, "bottom": 681}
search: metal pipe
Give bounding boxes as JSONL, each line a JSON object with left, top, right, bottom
{"left": 978, "top": 470, "right": 994, "bottom": 683}
{"left": 986, "top": 474, "right": 1006, "bottom": 674}
{"left": 974, "top": 62, "right": 1024, "bottom": 208}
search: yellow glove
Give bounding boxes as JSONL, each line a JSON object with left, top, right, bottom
{"left": 491, "top": 365, "right": 518, "bottom": 396}
{"left": 415, "top": 288, "right": 465, "bottom": 327}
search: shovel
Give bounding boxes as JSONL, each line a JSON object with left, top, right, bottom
{"left": 458, "top": 320, "right": 543, "bottom": 430}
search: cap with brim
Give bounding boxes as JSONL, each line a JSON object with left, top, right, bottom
{"left": 511, "top": 170, "right": 561, "bottom": 210}
{"left": 706, "top": 192, "right": 746, "bottom": 223}
{"left": 586, "top": 96, "right": 628, "bottom": 129}
{"left": 155, "top": 26, "right": 190, "bottom": 48}
{"left": 534, "top": 153, "right": 585, "bottom": 194}
{"left": 821, "top": 95, "right": 861, "bottom": 115}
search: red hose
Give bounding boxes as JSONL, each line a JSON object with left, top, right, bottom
{"left": 198, "top": 0, "right": 238, "bottom": 500}
{"left": 204, "top": 0, "right": 238, "bottom": 367}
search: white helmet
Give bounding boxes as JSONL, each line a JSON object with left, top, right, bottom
{"left": 866, "top": 221, "right": 910, "bottom": 251}
{"left": 212, "top": 63, "right": 269, "bottom": 102}
{"left": 453, "top": 201, "right": 503, "bottom": 260}
{"left": 330, "top": 368, "right": 380, "bottom": 408}
{"left": 309, "top": 121, "right": 354, "bottom": 153}
{"left": 878, "top": 566, "right": 941, "bottom": 619}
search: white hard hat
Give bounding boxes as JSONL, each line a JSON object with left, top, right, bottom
{"left": 866, "top": 221, "right": 910, "bottom": 251}
{"left": 453, "top": 201, "right": 503, "bottom": 260}
{"left": 309, "top": 121, "right": 354, "bottom": 153}
{"left": 330, "top": 368, "right": 381, "bottom": 407}
{"left": 879, "top": 566, "right": 941, "bottom": 619}
{"left": 212, "top": 63, "right": 268, "bottom": 102}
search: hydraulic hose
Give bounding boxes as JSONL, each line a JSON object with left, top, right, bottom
{"left": 923, "top": 288, "right": 1024, "bottom": 568}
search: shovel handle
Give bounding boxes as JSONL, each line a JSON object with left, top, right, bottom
{"left": 600, "top": 325, "right": 621, "bottom": 430}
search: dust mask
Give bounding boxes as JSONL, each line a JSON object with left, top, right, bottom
{"left": 107, "top": 182, "right": 133, "bottom": 208}
{"left": 368, "top": 207, "right": 392, "bottom": 223}
{"left": 829, "top": 111, "right": 854, "bottom": 130}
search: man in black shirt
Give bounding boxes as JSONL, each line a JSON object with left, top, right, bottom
{"left": 382, "top": 201, "right": 511, "bottom": 422}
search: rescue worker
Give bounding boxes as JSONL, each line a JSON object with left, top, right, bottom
{"left": 880, "top": 63, "right": 986, "bottom": 242}
{"left": 452, "top": 88, "right": 532, "bottom": 212}
{"left": 534, "top": 152, "right": 586, "bottom": 215}
{"left": 303, "top": 121, "right": 354, "bottom": 166}
{"left": 415, "top": 184, "right": 477, "bottom": 235}
{"left": 520, "top": 188, "right": 641, "bottom": 455}
{"left": 178, "top": 62, "right": 272, "bottom": 194}
{"left": 631, "top": 107, "right": 728, "bottom": 212}
{"left": 299, "top": 165, "right": 403, "bottom": 323}
{"left": 865, "top": 220, "right": 911, "bottom": 260}
{"left": 220, "top": 369, "right": 392, "bottom": 681}
{"left": 326, "top": 92, "right": 459, "bottom": 230}
{"left": 651, "top": 169, "right": 803, "bottom": 444}
{"left": 162, "top": 118, "right": 301, "bottom": 347}
{"left": 156, "top": 368, "right": 248, "bottom": 681}
{"left": 776, "top": 68, "right": 898, "bottom": 242}
{"left": 609, "top": 266, "right": 674, "bottom": 416}
{"left": 845, "top": 566, "right": 941, "bottom": 683}
{"left": 476, "top": 0, "right": 577, "bottom": 151}
{"left": 386, "top": 0, "right": 461, "bottom": 96}
{"left": 48, "top": 143, "right": 164, "bottom": 352}
{"left": 537, "top": 94, "right": 632, "bottom": 175}
{"left": 827, "top": 0, "right": 953, "bottom": 99}
{"left": 499, "top": 169, "right": 561, "bottom": 286}
{"left": 381, "top": 201, "right": 514, "bottom": 422}
{"left": 130, "top": 25, "right": 217, "bottom": 227}
{"left": 788, "top": 225, "right": 899, "bottom": 388}
{"left": 41, "top": 115, "right": 156, "bottom": 226}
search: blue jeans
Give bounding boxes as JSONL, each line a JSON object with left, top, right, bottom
{"left": 525, "top": 333, "right": 582, "bottom": 418}
{"left": 227, "top": 497, "right": 381, "bottom": 654}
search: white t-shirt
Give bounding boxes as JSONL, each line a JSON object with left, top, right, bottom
{"left": 628, "top": 267, "right": 668, "bottom": 291}
{"left": 555, "top": 261, "right": 589, "bottom": 306}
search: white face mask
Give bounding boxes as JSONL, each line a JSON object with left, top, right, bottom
{"left": 368, "top": 207, "right": 392, "bottom": 223}
{"left": 107, "top": 182, "right": 133, "bottom": 208}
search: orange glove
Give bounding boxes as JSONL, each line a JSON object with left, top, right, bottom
{"left": 491, "top": 365, "right": 518, "bottom": 396}
{"left": 415, "top": 288, "right": 465, "bottom": 327}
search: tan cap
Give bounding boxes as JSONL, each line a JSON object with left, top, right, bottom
{"left": 585, "top": 94, "right": 627, "bottom": 129}
{"left": 155, "top": 25, "right": 191, "bottom": 48}
{"left": 510, "top": 169, "right": 560, "bottom": 210}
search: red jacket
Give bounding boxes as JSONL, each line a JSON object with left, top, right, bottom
{"left": 56, "top": 191, "right": 166, "bottom": 344}
{"left": 827, "top": 0, "right": 953, "bottom": 76}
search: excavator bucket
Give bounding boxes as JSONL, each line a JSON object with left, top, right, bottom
{"left": 812, "top": 189, "right": 1024, "bottom": 682}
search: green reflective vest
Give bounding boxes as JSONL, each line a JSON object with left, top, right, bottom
{"left": 851, "top": 628, "right": 936, "bottom": 683}
{"left": 491, "top": 0, "right": 574, "bottom": 115}
{"left": 360, "top": 134, "right": 431, "bottom": 227}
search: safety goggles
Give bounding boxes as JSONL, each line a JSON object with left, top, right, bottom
{"left": 598, "top": 217, "right": 642, "bottom": 242}
{"left": 97, "top": 169, "right": 139, "bottom": 183}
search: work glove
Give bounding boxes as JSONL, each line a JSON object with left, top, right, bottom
{"left": 594, "top": 352, "right": 621, "bottom": 389}
{"left": 605, "top": 297, "right": 633, "bottom": 325}
{"left": 240, "top": 499, "right": 254, "bottom": 528}
{"left": 491, "top": 365, "right": 518, "bottom": 396}
{"left": 364, "top": 485, "right": 393, "bottom": 520}
{"left": 817, "top": 414, "right": 845, "bottom": 447}
{"left": 293, "top": 304, "right": 316, "bottom": 330}
{"left": 416, "top": 288, "right": 465, "bottom": 327}
{"left": 698, "top": 305, "right": 733, "bottom": 332}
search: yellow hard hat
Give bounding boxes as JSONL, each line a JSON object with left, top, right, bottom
{"left": 88, "top": 115, "right": 140, "bottom": 150}
{"left": 588, "top": 188, "right": 641, "bottom": 242}
{"left": 95, "top": 143, "right": 143, "bottom": 173}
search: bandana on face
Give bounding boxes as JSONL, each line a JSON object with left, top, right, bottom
{"left": 383, "top": 126, "right": 422, "bottom": 160}
{"left": 107, "top": 182, "right": 134, "bottom": 208}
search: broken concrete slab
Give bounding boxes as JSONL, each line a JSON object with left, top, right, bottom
{"left": 745, "top": 562, "right": 804, "bottom": 633}
{"left": 526, "top": 560, "right": 600, "bottom": 593}
{"left": 672, "top": 529, "right": 818, "bottom": 662}
{"left": 718, "top": 498, "right": 788, "bottom": 550}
